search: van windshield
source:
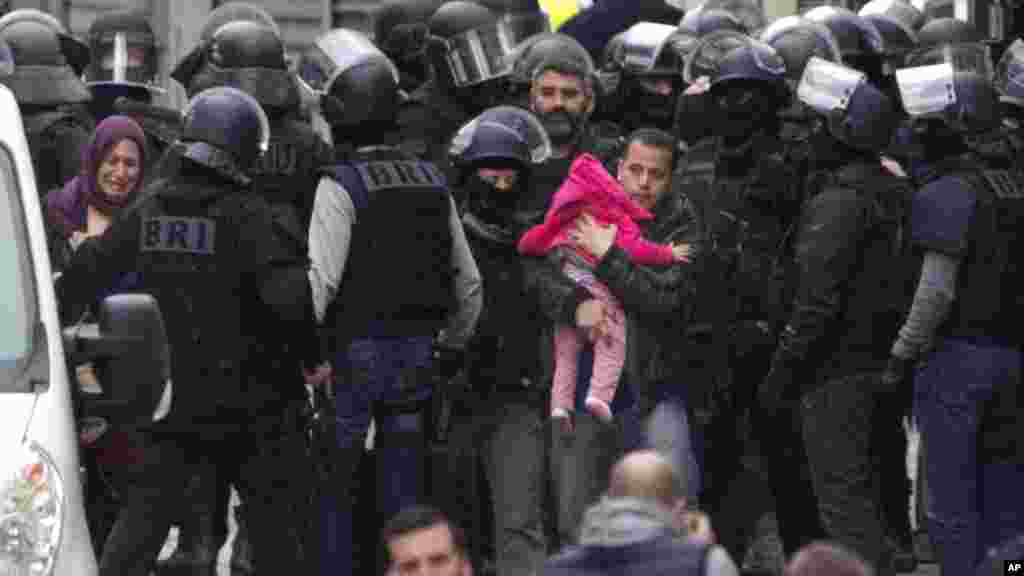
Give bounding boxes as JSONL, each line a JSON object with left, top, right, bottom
{"left": 0, "top": 145, "right": 39, "bottom": 391}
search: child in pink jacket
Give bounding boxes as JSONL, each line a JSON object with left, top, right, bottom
{"left": 518, "top": 153, "right": 689, "bottom": 426}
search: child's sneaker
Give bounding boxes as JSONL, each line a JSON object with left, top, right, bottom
{"left": 584, "top": 396, "right": 613, "bottom": 423}
{"left": 552, "top": 408, "right": 574, "bottom": 434}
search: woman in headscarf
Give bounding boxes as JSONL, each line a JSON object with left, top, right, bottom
{"left": 43, "top": 114, "right": 148, "bottom": 557}
{"left": 45, "top": 114, "right": 147, "bottom": 273}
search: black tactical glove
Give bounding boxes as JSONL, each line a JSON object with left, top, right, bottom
{"left": 881, "top": 355, "right": 916, "bottom": 417}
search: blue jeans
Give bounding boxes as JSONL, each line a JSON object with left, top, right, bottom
{"left": 320, "top": 336, "right": 433, "bottom": 576}
{"left": 915, "top": 338, "right": 1023, "bottom": 575}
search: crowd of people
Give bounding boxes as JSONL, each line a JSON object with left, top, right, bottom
{"left": 0, "top": 0, "right": 1021, "bottom": 574}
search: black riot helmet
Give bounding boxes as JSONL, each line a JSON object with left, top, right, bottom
{"left": 896, "top": 47, "right": 999, "bottom": 135}
{"left": 0, "top": 8, "right": 89, "bottom": 76}
{"left": 428, "top": 0, "right": 549, "bottom": 89}
{"left": 797, "top": 56, "right": 898, "bottom": 152}
{"left": 682, "top": 29, "right": 751, "bottom": 84}
{"left": 994, "top": 38, "right": 1024, "bottom": 108}
{"left": 309, "top": 28, "right": 402, "bottom": 131}
{"left": 172, "top": 20, "right": 300, "bottom": 111}
{"left": 86, "top": 10, "right": 162, "bottom": 96}
{"left": 707, "top": 39, "right": 789, "bottom": 146}
{"left": 760, "top": 15, "right": 843, "bottom": 88}
{"left": 603, "top": 22, "right": 686, "bottom": 130}
{"left": 804, "top": 5, "right": 886, "bottom": 81}
{"left": 908, "top": 17, "right": 990, "bottom": 68}
{"left": 177, "top": 86, "right": 270, "bottom": 185}
{"left": 679, "top": 7, "right": 747, "bottom": 37}
{"left": 672, "top": 0, "right": 765, "bottom": 34}
{"left": 375, "top": 0, "right": 443, "bottom": 90}
{"left": 0, "top": 19, "right": 91, "bottom": 105}
{"left": 449, "top": 104, "right": 551, "bottom": 170}
{"left": 198, "top": 2, "right": 280, "bottom": 44}
{"left": 858, "top": 0, "right": 926, "bottom": 66}
{"left": 508, "top": 32, "right": 596, "bottom": 90}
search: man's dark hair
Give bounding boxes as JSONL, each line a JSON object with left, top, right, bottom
{"left": 623, "top": 128, "right": 679, "bottom": 173}
{"left": 381, "top": 505, "right": 467, "bottom": 560}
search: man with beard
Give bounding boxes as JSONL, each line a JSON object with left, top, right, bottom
{"left": 674, "top": 39, "right": 826, "bottom": 571}
{"left": 445, "top": 105, "right": 554, "bottom": 575}
{"left": 524, "top": 126, "right": 700, "bottom": 549}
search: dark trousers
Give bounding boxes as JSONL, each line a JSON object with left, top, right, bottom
{"left": 320, "top": 336, "right": 433, "bottom": 576}
{"left": 801, "top": 373, "right": 896, "bottom": 576}
{"left": 914, "top": 338, "right": 1024, "bottom": 575}
{"left": 99, "top": 416, "right": 314, "bottom": 575}
{"left": 446, "top": 390, "right": 549, "bottom": 576}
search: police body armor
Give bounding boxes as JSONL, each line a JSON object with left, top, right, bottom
{"left": 801, "top": 159, "right": 916, "bottom": 381}
{"left": 136, "top": 173, "right": 286, "bottom": 426}
{"left": 322, "top": 146, "right": 455, "bottom": 342}
{"left": 911, "top": 157, "right": 1024, "bottom": 463}
{"left": 675, "top": 136, "right": 800, "bottom": 439}
{"left": 250, "top": 115, "right": 334, "bottom": 232}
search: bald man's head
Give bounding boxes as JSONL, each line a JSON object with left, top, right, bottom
{"left": 607, "top": 450, "right": 680, "bottom": 508}
{"left": 785, "top": 542, "right": 873, "bottom": 576}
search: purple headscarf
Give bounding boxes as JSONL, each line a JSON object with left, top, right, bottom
{"left": 46, "top": 115, "right": 147, "bottom": 236}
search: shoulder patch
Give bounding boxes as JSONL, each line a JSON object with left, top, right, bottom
{"left": 982, "top": 169, "right": 1024, "bottom": 199}
{"left": 140, "top": 216, "right": 217, "bottom": 255}
{"left": 354, "top": 161, "right": 445, "bottom": 192}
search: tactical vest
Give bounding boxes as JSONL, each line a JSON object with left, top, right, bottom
{"left": 805, "top": 161, "right": 917, "bottom": 379}
{"left": 322, "top": 148, "right": 455, "bottom": 341}
{"left": 677, "top": 140, "right": 799, "bottom": 339}
{"left": 248, "top": 117, "right": 334, "bottom": 231}
{"left": 942, "top": 165, "right": 1024, "bottom": 345}
{"left": 135, "top": 176, "right": 279, "bottom": 420}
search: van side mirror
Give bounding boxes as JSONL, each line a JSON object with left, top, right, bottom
{"left": 62, "top": 293, "right": 171, "bottom": 428}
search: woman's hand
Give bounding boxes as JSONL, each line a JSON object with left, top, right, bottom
{"left": 570, "top": 212, "right": 617, "bottom": 260}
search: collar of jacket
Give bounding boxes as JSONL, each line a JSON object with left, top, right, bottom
{"left": 577, "top": 497, "right": 679, "bottom": 548}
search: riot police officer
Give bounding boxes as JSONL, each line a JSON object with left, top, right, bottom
{"left": 167, "top": 14, "right": 334, "bottom": 573}
{"left": 599, "top": 22, "right": 685, "bottom": 133}
{"left": 56, "top": 86, "right": 320, "bottom": 576}
{"left": 445, "top": 105, "right": 553, "bottom": 575}
{"left": 889, "top": 20, "right": 1024, "bottom": 574}
{"left": 85, "top": 10, "right": 178, "bottom": 171}
{"left": 306, "top": 29, "right": 481, "bottom": 576}
{"left": 397, "top": 0, "right": 548, "bottom": 164}
{"left": 0, "top": 11, "right": 94, "bottom": 198}
{"left": 674, "top": 38, "right": 826, "bottom": 566}
{"left": 760, "top": 56, "right": 915, "bottom": 575}
{"left": 674, "top": 28, "right": 752, "bottom": 147}
{"left": 803, "top": 5, "right": 887, "bottom": 86}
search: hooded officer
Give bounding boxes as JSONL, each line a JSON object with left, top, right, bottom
{"left": 673, "top": 38, "right": 827, "bottom": 565}
{"left": 396, "top": 0, "right": 548, "bottom": 164}
{"left": 56, "top": 86, "right": 320, "bottom": 576}
{"left": 759, "top": 57, "right": 915, "bottom": 576}
{"left": 444, "top": 105, "right": 554, "bottom": 574}
{"left": 673, "top": 28, "right": 752, "bottom": 147}
{"left": 599, "top": 22, "right": 686, "bottom": 133}
{"left": 84, "top": 10, "right": 179, "bottom": 172}
{"left": 889, "top": 20, "right": 1024, "bottom": 574}
{"left": 0, "top": 10, "right": 94, "bottom": 199}
{"left": 305, "top": 29, "right": 481, "bottom": 576}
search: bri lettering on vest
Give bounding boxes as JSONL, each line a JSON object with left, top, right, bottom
{"left": 139, "top": 216, "right": 217, "bottom": 255}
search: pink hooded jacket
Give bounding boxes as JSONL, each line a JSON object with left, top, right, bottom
{"left": 517, "top": 153, "right": 675, "bottom": 266}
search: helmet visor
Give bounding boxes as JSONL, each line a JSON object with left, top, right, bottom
{"left": 445, "top": 12, "right": 550, "bottom": 87}
{"left": 683, "top": 30, "right": 750, "bottom": 84}
{"left": 797, "top": 56, "right": 866, "bottom": 114}
{"left": 313, "top": 29, "right": 399, "bottom": 92}
{"left": 88, "top": 32, "right": 160, "bottom": 88}
{"left": 895, "top": 61, "right": 957, "bottom": 117}
{"left": 907, "top": 42, "right": 993, "bottom": 78}
{"left": 995, "top": 38, "right": 1024, "bottom": 102}
{"left": 619, "top": 22, "right": 679, "bottom": 75}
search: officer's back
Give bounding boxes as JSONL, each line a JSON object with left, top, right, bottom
{"left": 57, "top": 86, "right": 313, "bottom": 426}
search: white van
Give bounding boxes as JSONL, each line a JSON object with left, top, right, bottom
{"left": 0, "top": 84, "right": 170, "bottom": 576}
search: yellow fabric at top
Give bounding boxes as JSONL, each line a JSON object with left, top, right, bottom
{"left": 540, "top": 0, "right": 582, "bottom": 30}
